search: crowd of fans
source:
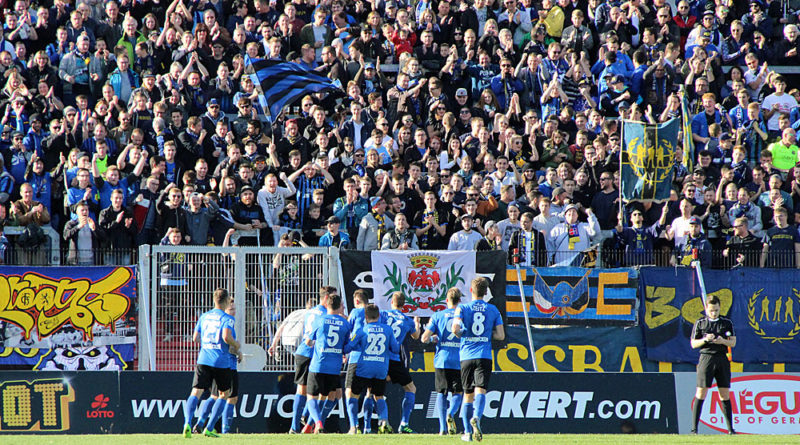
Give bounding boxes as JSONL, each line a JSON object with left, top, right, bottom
{"left": 0, "top": 0, "right": 800, "bottom": 269}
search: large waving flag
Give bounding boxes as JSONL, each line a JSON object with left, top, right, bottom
{"left": 245, "top": 57, "right": 339, "bottom": 120}
{"left": 680, "top": 92, "right": 695, "bottom": 171}
{"left": 620, "top": 118, "right": 678, "bottom": 202}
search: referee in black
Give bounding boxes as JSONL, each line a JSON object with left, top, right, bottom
{"left": 690, "top": 295, "right": 737, "bottom": 434}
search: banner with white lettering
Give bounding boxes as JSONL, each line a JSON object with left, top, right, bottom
{"left": 370, "top": 250, "right": 477, "bottom": 316}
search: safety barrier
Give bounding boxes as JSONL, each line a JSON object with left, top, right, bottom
{"left": 136, "top": 245, "right": 339, "bottom": 372}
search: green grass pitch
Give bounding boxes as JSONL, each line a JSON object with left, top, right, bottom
{"left": 2, "top": 434, "right": 800, "bottom": 445}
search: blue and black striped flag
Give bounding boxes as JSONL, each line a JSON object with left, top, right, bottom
{"left": 245, "top": 57, "right": 339, "bottom": 120}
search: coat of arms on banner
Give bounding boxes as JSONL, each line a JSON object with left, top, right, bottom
{"left": 371, "top": 251, "right": 476, "bottom": 315}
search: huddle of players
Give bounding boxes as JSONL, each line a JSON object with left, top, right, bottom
{"left": 291, "top": 277, "right": 504, "bottom": 442}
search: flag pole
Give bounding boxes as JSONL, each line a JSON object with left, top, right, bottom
{"left": 619, "top": 119, "right": 624, "bottom": 219}
{"left": 515, "top": 264, "right": 538, "bottom": 372}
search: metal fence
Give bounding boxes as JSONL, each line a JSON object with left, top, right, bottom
{"left": 137, "top": 245, "right": 336, "bottom": 372}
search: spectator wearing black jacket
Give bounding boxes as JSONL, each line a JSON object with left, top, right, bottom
{"left": 155, "top": 184, "right": 189, "bottom": 241}
{"left": 98, "top": 189, "right": 137, "bottom": 264}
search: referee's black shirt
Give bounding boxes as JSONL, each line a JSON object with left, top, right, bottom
{"left": 691, "top": 316, "right": 735, "bottom": 356}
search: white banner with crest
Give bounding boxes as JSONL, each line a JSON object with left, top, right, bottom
{"left": 370, "top": 251, "right": 476, "bottom": 316}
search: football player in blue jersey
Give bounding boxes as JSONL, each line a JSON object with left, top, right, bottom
{"left": 383, "top": 291, "right": 421, "bottom": 433}
{"left": 304, "top": 293, "right": 353, "bottom": 433}
{"left": 181, "top": 288, "right": 241, "bottom": 438}
{"left": 422, "top": 288, "right": 464, "bottom": 436}
{"left": 453, "top": 277, "right": 504, "bottom": 442}
{"left": 192, "top": 298, "right": 240, "bottom": 434}
{"left": 345, "top": 290, "right": 379, "bottom": 433}
{"left": 291, "top": 286, "right": 336, "bottom": 434}
{"left": 345, "top": 304, "right": 399, "bottom": 434}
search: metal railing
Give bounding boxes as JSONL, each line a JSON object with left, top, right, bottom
{"left": 137, "top": 245, "right": 335, "bottom": 372}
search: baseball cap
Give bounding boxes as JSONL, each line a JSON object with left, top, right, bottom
{"left": 564, "top": 204, "right": 579, "bottom": 213}
{"left": 484, "top": 220, "right": 497, "bottom": 232}
{"left": 689, "top": 216, "right": 702, "bottom": 225}
{"left": 456, "top": 88, "right": 469, "bottom": 97}
{"left": 719, "top": 132, "right": 731, "bottom": 141}
{"left": 208, "top": 98, "right": 220, "bottom": 107}
{"left": 364, "top": 62, "right": 376, "bottom": 70}
{"left": 29, "top": 113, "right": 41, "bottom": 123}
{"left": 460, "top": 213, "right": 474, "bottom": 221}
{"left": 700, "top": 29, "right": 712, "bottom": 40}
{"left": 370, "top": 196, "right": 384, "bottom": 208}
{"left": 552, "top": 187, "right": 566, "bottom": 197}
{"left": 240, "top": 185, "right": 254, "bottom": 194}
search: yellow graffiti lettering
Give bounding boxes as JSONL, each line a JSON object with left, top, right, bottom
{"left": 496, "top": 343, "right": 527, "bottom": 371}
{"left": 0, "top": 268, "right": 132, "bottom": 340}
{"left": 620, "top": 346, "right": 643, "bottom": 372}
{"left": 534, "top": 345, "right": 564, "bottom": 372}
{"left": 569, "top": 345, "right": 603, "bottom": 372}
{"left": 644, "top": 286, "right": 680, "bottom": 328}
{"left": 680, "top": 289, "right": 733, "bottom": 323}
{"left": 596, "top": 272, "right": 631, "bottom": 315}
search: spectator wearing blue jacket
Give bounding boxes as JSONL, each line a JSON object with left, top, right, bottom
{"left": 489, "top": 58, "right": 523, "bottom": 111}
{"left": 318, "top": 215, "right": 351, "bottom": 248}
{"left": 108, "top": 54, "right": 141, "bottom": 105}
{"left": 691, "top": 92, "right": 724, "bottom": 152}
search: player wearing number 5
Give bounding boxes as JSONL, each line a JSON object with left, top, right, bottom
{"left": 422, "top": 288, "right": 464, "bottom": 436}
{"left": 690, "top": 295, "right": 737, "bottom": 434}
{"left": 181, "top": 288, "right": 241, "bottom": 438}
{"left": 345, "top": 304, "right": 399, "bottom": 434}
{"left": 453, "top": 277, "right": 504, "bottom": 442}
{"left": 304, "top": 293, "right": 354, "bottom": 433}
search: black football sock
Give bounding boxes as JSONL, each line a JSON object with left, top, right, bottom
{"left": 722, "top": 399, "right": 734, "bottom": 432}
{"left": 692, "top": 397, "right": 705, "bottom": 432}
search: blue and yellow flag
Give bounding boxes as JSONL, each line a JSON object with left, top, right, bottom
{"left": 621, "top": 118, "right": 678, "bottom": 202}
{"left": 680, "top": 93, "right": 695, "bottom": 171}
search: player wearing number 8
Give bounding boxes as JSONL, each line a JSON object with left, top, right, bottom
{"left": 453, "top": 277, "right": 504, "bottom": 442}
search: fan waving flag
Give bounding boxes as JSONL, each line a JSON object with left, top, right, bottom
{"left": 245, "top": 57, "right": 339, "bottom": 120}
{"left": 620, "top": 118, "right": 678, "bottom": 202}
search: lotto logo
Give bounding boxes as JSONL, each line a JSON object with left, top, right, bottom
{"left": 87, "top": 394, "right": 114, "bottom": 419}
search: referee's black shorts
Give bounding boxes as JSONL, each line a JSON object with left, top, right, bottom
{"left": 294, "top": 354, "right": 312, "bottom": 386}
{"left": 387, "top": 360, "right": 413, "bottom": 387}
{"left": 696, "top": 354, "right": 731, "bottom": 388}
{"left": 435, "top": 368, "right": 463, "bottom": 394}
{"left": 192, "top": 364, "right": 233, "bottom": 393}
{"left": 461, "top": 359, "right": 493, "bottom": 393}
